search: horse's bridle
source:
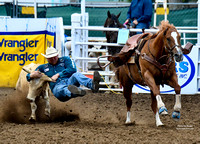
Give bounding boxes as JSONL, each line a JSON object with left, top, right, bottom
{"left": 147, "top": 32, "right": 181, "bottom": 61}
{"left": 165, "top": 40, "right": 182, "bottom": 57}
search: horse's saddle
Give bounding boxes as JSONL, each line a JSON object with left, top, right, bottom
{"left": 107, "top": 33, "right": 153, "bottom": 67}
{"left": 119, "top": 33, "right": 153, "bottom": 65}
{"left": 120, "top": 33, "right": 153, "bottom": 53}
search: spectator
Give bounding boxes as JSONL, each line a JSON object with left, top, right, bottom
{"left": 26, "top": 46, "right": 101, "bottom": 102}
{"left": 124, "top": 0, "right": 153, "bottom": 33}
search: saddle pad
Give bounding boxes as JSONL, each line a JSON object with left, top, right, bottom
{"left": 120, "top": 34, "right": 142, "bottom": 53}
{"left": 117, "top": 29, "right": 130, "bottom": 44}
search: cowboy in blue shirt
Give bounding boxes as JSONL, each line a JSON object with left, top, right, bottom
{"left": 26, "top": 46, "right": 101, "bottom": 102}
{"left": 124, "top": 0, "right": 152, "bottom": 31}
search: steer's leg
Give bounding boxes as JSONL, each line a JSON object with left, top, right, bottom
{"left": 44, "top": 87, "right": 50, "bottom": 118}
{"left": 29, "top": 99, "right": 37, "bottom": 121}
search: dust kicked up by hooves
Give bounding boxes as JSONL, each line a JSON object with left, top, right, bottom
{"left": 0, "top": 89, "right": 79, "bottom": 124}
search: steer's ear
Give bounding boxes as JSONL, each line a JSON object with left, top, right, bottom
{"left": 22, "top": 67, "right": 31, "bottom": 73}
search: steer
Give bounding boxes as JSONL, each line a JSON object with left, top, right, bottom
{"left": 16, "top": 63, "right": 52, "bottom": 121}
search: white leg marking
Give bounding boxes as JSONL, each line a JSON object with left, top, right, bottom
{"left": 156, "top": 95, "right": 165, "bottom": 109}
{"left": 125, "top": 111, "right": 131, "bottom": 124}
{"left": 155, "top": 111, "right": 164, "bottom": 127}
{"left": 44, "top": 93, "right": 50, "bottom": 117}
{"left": 156, "top": 95, "right": 168, "bottom": 115}
{"left": 174, "top": 94, "right": 181, "bottom": 111}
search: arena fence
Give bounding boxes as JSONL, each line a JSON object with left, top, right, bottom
{"left": 67, "top": 13, "right": 200, "bottom": 94}
{"left": 0, "top": 1, "right": 198, "bottom": 39}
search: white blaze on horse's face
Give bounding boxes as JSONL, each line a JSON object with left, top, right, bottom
{"left": 171, "top": 32, "right": 180, "bottom": 51}
{"left": 171, "top": 32, "right": 178, "bottom": 45}
{"left": 171, "top": 31, "right": 183, "bottom": 62}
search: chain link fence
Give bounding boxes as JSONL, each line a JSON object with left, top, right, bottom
{"left": 0, "top": 2, "right": 198, "bottom": 43}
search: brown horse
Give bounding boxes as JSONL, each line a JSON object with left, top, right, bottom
{"left": 99, "top": 21, "right": 186, "bottom": 126}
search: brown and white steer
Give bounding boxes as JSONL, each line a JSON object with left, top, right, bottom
{"left": 15, "top": 63, "right": 52, "bottom": 121}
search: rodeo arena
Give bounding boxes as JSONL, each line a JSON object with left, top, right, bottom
{"left": 0, "top": 0, "right": 200, "bottom": 143}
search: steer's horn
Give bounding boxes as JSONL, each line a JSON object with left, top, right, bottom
{"left": 22, "top": 67, "right": 31, "bottom": 74}
{"left": 42, "top": 75, "right": 53, "bottom": 82}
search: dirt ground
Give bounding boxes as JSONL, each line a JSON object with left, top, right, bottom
{"left": 0, "top": 87, "right": 199, "bottom": 144}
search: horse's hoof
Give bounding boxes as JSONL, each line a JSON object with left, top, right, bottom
{"left": 159, "top": 106, "right": 168, "bottom": 115}
{"left": 125, "top": 121, "right": 135, "bottom": 126}
{"left": 125, "top": 120, "right": 131, "bottom": 124}
{"left": 161, "top": 110, "right": 168, "bottom": 115}
{"left": 156, "top": 122, "right": 164, "bottom": 127}
{"left": 172, "top": 111, "right": 180, "bottom": 121}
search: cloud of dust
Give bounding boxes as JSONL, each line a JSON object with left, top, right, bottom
{"left": 0, "top": 90, "right": 79, "bottom": 124}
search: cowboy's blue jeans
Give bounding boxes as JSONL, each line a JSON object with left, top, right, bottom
{"left": 52, "top": 72, "right": 93, "bottom": 102}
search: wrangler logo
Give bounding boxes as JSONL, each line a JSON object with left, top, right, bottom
{"left": 0, "top": 52, "right": 38, "bottom": 66}
{"left": 0, "top": 38, "right": 39, "bottom": 52}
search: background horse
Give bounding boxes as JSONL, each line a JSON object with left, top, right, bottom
{"left": 109, "top": 21, "right": 183, "bottom": 126}
{"left": 104, "top": 10, "right": 124, "bottom": 55}
{"left": 103, "top": 11, "right": 124, "bottom": 86}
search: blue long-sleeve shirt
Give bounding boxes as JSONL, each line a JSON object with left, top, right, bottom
{"left": 127, "top": 0, "right": 152, "bottom": 24}
{"left": 26, "top": 56, "right": 77, "bottom": 91}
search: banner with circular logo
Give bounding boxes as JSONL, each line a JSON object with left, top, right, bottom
{"left": 132, "top": 46, "right": 198, "bottom": 94}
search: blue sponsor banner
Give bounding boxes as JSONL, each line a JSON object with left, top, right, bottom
{"left": 132, "top": 46, "right": 198, "bottom": 94}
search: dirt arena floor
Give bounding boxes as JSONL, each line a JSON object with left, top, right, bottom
{"left": 0, "top": 87, "right": 199, "bottom": 144}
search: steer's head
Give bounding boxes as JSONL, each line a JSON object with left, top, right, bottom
{"left": 29, "top": 74, "right": 52, "bottom": 99}
{"left": 23, "top": 67, "right": 52, "bottom": 101}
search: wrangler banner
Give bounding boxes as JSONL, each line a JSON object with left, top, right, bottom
{"left": 0, "top": 31, "right": 55, "bottom": 87}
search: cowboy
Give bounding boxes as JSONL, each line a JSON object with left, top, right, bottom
{"left": 124, "top": 0, "right": 153, "bottom": 34}
{"left": 26, "top": 46, "right": 101, "bottom": 102}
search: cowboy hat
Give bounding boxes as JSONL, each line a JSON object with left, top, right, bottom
{"left": 41, "top": 46, "right": 59, "bottom": 58}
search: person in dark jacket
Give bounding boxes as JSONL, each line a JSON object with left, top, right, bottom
{"left": 124, "top": 0, "right": 152, "bottom": 32}
{"left": 26, "top": 46, "right": 101, "bottom": 102}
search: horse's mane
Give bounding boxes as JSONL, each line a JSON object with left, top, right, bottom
{"left": 158, "top": 20, "right": 176, "bottom": 32}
